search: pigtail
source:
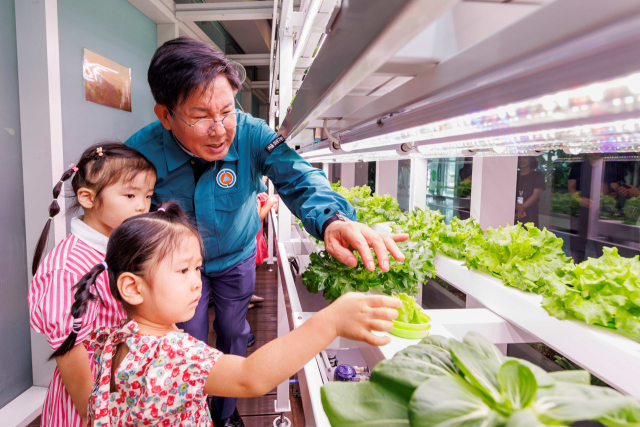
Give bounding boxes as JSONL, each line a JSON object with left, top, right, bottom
{"left": 32, "top": 166, "right": 78, "bottom": 275}
{"left": 49, "top": 262, "right": 108, "bottom": 360}
{"left": 154, "top": 201, "right": 191, "bottom": 222}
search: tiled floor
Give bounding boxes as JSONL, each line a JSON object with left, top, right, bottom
{"left": 30, "top": 263, "right": 304, "bottom": 427}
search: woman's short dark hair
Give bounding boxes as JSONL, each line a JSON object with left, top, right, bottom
{"left": 148, "top": 37, "right": 243, "bottom": 110}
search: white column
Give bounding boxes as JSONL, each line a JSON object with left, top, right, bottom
{"left": 376, "top": 160, "right": 399, "bottom": 197}
{"left": 157, "top": 23, "right": 179, "bottom": 47}
{"left": 267, "top": 180, "right": 275, "bottom": 264}
{"left": 276, "top": 1, "right": 294, "bottom": 244}
{"left": 340, "top": 163, "right": 356, "bottom": 188}
{"left": 409, "top": 158, "right": 428, "bottom": 211}
{"left": 322, "top": 162, "right": 330, "bottom": 179}
{"left": 15, "top": 0, "right": 64, "bottom": 387}
{"left": 470, "top": 156, "right": 518, "bottom": 230}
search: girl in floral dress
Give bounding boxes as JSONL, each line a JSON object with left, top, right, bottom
{"left": 52, "top": 201, "right": 401, "bottom": 426}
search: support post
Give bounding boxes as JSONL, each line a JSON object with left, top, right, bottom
{"left": 470, "top": 156, "right": 518, "bottom": 230}
{"left": 15, "top": 0, "right": 64, "bottom": 387}
{"left": 322, "top": 162, "right": 330, "bottom": 180}
{"left": 376, "top": 160, "right": 399, "bottom": 197}
{"left": 409, "top": 158, "right": 428, "bottom": 211}
{"left": 340, "top": 163, "right": 356, "bottom": 188}
{"left": 267, "top": 180, "right": 275, "bottom": 265}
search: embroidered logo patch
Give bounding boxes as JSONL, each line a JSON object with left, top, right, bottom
{"left": 265, "top": 135, "right": 286, "bottom": 154}
{"left": 216, "top": 169, "right": 236, "bottom": 188}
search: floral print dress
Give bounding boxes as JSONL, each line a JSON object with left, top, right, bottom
{"left": 86, "top": 319, "right": 222, "bottom": 426}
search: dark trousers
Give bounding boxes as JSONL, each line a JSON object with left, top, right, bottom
{"left": 177, "top": 249, "right": 256, "bottom": 419}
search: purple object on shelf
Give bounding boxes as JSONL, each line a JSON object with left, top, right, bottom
{"left": 334, "top": 364, "right": 357, "bottom": 382}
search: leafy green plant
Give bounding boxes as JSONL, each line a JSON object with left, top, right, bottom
{"left": 550, "top": 192, "right": 580, "bottom": 216}
{"left": 356, "top": 193, "right": 403, "bottom": 226}
{"left": 433, "top": 217, "right": 483, "bottom": 259}
{"left": 302, "top": 240, "right": 436, "bottom": 302}
{"left": 541, "top": 247, "right": 640, "bottom": 343}
{"left": 600, "top": 194, "right": 618, "bottom": 220}
{"left": 464, "top": 223, "right": 574, "bottom": 293}
{"left": 330, "top": 182, "right": 402, "bottom": 226}
{"left": 455, "top": 179, "right": 472, "bottom": 198}
{"left": 553, "top": 356, "right": 608, "bottom": 387}
{"left": 623, "top": 197, "right": 640, "bottom": 224}
{"left": 322, "top": 332, "right": 640, "bottom": 427}
{"left": 396, "top": 293, "right": 423, "bottom": 324}
{"left": 393, "top": 208, "right": 445, "bottom": 242}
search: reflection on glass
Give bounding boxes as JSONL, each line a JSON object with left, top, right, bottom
{"left": 398, "top": 159, "right": 411, "bottom": 212}
{"left": 524, "top": 151, "right": 640, "bottom": 263}
{"left": 367, "top": 161, "right": 376, "bottom": 193}
{"left": 515, "top": 157, "right": 545, "bottom": 228}
{"left": 596, "top": 156, "right": 640, "bottom": 255}
{"left": 425, "top": 158, "right": 473, "bottom": 223}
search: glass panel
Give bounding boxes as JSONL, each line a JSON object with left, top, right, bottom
{"left": 398, "top": 159, "right": 411, "bottom": 212}
{"left": 368, "top": 161, "right": 376, "bottom": 193}
{"left": 425, "top": 157, "right": 473, "bottom": 224}
{"left": 518, "top": 151, "right": 640, "bottom": 263}
{"left": 596, "top": 155, "right": 640, "bottom": 256}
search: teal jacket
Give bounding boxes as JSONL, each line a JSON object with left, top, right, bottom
{"left": 126, "top": 113, "right": 356, "bottom": 273}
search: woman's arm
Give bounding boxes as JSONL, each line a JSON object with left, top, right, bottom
{"left": 56, "top": 344, "right": 94, "bottom": 425}
{"left": 258, "top": 196, "right": 278, "bottom": 221}
{"left": 204, "top": 293, "right": 400, "bottom": 397}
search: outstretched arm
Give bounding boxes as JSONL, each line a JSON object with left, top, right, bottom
{"left": 204, "top": 293, "right": 401, "bottom": 397}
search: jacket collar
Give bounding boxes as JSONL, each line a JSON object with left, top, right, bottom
{"left": 70, "top": 217, "right": 109, "bottom": 255}
{"left": 163, "top": 128, "right": 193, "bottom": 172}
{"left": 162, "top": 127, "right": 239, "bottom": 170}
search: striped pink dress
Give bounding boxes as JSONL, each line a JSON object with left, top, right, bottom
{"left": 28, "top": 217, "right": 126, "bottom": 427}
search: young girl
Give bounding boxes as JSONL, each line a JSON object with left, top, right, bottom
{"left": 54, "top": 202, "right": 401, "bottom": 426}
{"left": 28, "top": 142, "right": 157, "bottom": 427}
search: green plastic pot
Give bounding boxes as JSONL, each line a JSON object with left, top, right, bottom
{"left": 389, "top": 312, "right": 431, "bottom": 339}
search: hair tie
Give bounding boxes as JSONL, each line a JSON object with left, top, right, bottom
{"left": 96, "top": 147, "right": 103, "bottom": 157}
{"left": 157, "top": 208, "right": 166, "bottom": 212}
{"left": 49, "top": 216, "right": 53, "bottom": 220}
{"left": 69, "top": 163, "right": 79, "bottom": 172}
{"left": 101, "top": 261, "right": 108, "bottom": 271}
{"left": 71, "top": 317, "right": 82, "bottom": 334}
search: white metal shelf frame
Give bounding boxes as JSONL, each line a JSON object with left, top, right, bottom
{"left": 289, "top": 218, "right": 640, "bottom": 399}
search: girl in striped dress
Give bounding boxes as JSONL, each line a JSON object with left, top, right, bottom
{"left": 28, "top": 142, "right": 157, "bottom": 427}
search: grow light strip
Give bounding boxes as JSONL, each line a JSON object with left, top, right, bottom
{"left": 339, "top": 72, "right": 640, "bottom": 153}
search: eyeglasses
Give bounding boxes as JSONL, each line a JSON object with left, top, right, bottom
{"left": 169, "top": 99, "right": 245, "bottom": 136}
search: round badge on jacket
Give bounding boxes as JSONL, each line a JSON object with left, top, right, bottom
{"left": 217, "top": 168, "right": 236, "bottom": 188}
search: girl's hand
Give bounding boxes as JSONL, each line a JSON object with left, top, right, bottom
{"left": 323, "top": 293, "right": 402, "bottom": 347}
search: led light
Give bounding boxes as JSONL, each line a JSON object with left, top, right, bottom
{"left": 335, "top": 71, "right": 640, "bottom": 153}
{"left": 292, "top": 0, "right": 323, "bottom": 69}
{"left": 300, "top": 148, "right": 331, "bottom": 158}
{"left": 492, "top": 145, "right": 507, "bottom": 153}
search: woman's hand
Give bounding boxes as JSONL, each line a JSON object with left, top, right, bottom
{"left": 324, "top": 293, "right": 401, "bottom": 347}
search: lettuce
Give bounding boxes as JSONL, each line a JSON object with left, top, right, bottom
{"left": 600, "top": 194, "right": 618, "bottom": 220}
{"left": 623, "top": 197, "right": 640, "bottom": 224}
{"left": 551, "top": 192, "right": 580, "bottom": 216}
{"left": 464, "top": 223, "right": 574, "bottom": 293}
{"left": 303, "top": 240, "right": 436, "bottom": 302}
{"left": 393, "top": 208, "right": 445, "bottom": 242}
{"left": 541, "top": 247, "right": 640, "bottom": 342}
{"left": 396, "top": 293, "right": 422, "bottom": 324}
{"left": 433, "top": 217, "right": 483, "bottom": 259}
